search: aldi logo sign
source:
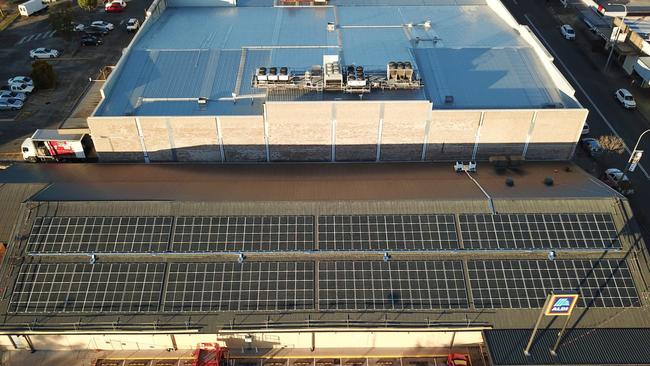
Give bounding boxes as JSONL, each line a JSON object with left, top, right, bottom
{"left": 544, "top": 293, "right": 579, "bottom": 316}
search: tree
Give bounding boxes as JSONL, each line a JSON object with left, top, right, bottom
{"left": 598, "top": 135, "right": 626, "bottom": 155}
{"left": 48, "top": 2, "right": 75, "bottom": 38}
{"left": 77, "top": 0, "right": 98, "bottom": 12}
{"left": 30, "top": 60, "right": 57, "bottom": 89}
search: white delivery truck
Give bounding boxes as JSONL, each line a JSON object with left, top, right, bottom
{"left": 18, "top": 0, "right": 47, "bottom": 16}
{"left": 21, "top": 130, "right": 95, "bottom": 162}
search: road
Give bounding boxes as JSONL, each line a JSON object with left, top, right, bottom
{"left": 501, "top": 0, "right": 650, "bottom": 234}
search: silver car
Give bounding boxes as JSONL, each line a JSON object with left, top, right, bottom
{"left": 0, "top": 91, "right": 27, "bottom": 101}
{"left": 29, "top": 48, "right": 60, "bottom": 59}
{"left": 0, "top": 98, "right": 23, "bottom": 111}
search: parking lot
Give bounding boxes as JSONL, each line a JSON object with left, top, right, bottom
{"left": 0, "top": 0, "right": 150, "bottom": 158}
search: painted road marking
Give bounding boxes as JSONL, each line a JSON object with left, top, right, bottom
{"left": 524, "top": 13, "right": 650, "bottom": 181}
{"left": 16, "top": 30, "right": 57, "bottom": 45}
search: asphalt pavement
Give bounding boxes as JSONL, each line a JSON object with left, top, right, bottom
{"left": 501, "top": 0, "right": 650, "bottom": 236}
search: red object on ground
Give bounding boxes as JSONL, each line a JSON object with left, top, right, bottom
{"left": 447, "top": 354, "right": 469, "bottom": 366}
{"left": 192, "top": 343, "right": 229, "bottom": 366}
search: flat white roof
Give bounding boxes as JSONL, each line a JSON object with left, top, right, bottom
{"left": 95, "top": 1, "right": 578, "bottom": 116}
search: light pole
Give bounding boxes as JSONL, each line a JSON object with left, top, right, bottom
{"left": 604, "top": 3, "right": 628, "bottom": 72}
{"left": 626, "top": 129, "right": 650, "bottom": 172}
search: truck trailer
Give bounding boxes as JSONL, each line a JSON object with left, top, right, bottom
{"left": 21, "top": 129, "right": 94, "bottom": 162}
{"left": 18, "top": 0, "right": 47, "bottom": 16}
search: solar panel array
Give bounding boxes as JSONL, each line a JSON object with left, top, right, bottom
{"left": 10, "top": 263, "right": 165, "bottom": 313}
{"left": 171, "top": 216, "right": 315, "bottom": 252}
{"left": 318, "top": 215, "right": 458, "bottom": 251}
{"left": 459, "top": 213, "right": 619, "bottom": 250}
{"left": 164, "top": 262, "right": 315, "bottom": 311}
{"left": 27, "top": 216, "right": 173, "bottom": 253}
{"left": 468, "top": 259, "right": 639, "bottom": 308}
{"left": 319, "top": 261, "right": 468, "bottom": 310}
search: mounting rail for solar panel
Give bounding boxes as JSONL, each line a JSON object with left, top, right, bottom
{"left": 25, "top": 247, "right": 622, "bottom": 257}
{"left": 221, "top": 319, "right": 493, "bottom": 331}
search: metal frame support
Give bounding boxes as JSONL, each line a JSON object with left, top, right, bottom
{"left": 524, "top": 294, "right": 551, "bottom": 356}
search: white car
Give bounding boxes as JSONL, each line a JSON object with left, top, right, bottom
{"left": 560, "top": 24, "right": 575, "bottom": 40}
{"left": 8, "top": 76, "right": 33, "bottom": 86}
{"left": 126, "top": 18, "right": 139, "bottom": 32}
{"left": 602, "top": 168, "right": 634, "bottom": 195}
{"left": 29, "top": 48, "right": 60, "bottom": 59}
{"left": 615, "top": 88, "right": 636, "bottom": 109}
{"left": 1, "top": 83, "right": 34, "bottom": 93}
{"left": 91, "top": 21, "right": 114, "bottom": 31}
{"left": 105, "top": 0, "right": 126, "bottom": 8}
{"left": 581, "top": 122, "right": 590, "bottom": 135}
{"left": 0, "top": 98, "right": 23, "bottom": 111}
{"left": 0, "top": 91, "right": 27, "bottom": 101}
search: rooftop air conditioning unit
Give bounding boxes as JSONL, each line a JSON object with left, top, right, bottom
{"left": 197, "top": 97, "right": 208, "bottom": 105}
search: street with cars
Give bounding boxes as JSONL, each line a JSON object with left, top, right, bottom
{"left": 503, "top": 0, "right": 650, "bottom": 235}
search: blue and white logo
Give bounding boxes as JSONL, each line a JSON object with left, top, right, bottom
{"left": 551, "top": 298, "right": 571, "bottom": 312}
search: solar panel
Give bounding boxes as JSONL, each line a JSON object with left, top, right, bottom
{"left": 459, "top": 213, "right": 619, "bottom": 250}
{"left": 468, "top": 259, "right": 639, "bottom": 308}
{"left": 163, "top": 262, "right": 315, "bottom": 312}
{"left": 319, "top": 261, "right": 468, "bottom": 310}
{"left": 171, "top": 216, "right": 315, "bottom": 252}
{"left": 27, "top": 216, "right": 173, "bottom": 253}
{"left": 9, "top": 263, "right": 165, "bottom": 313}
{"left": 318, "top": 215, "right": 458, "bottom": 251}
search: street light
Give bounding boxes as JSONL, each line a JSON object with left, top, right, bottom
{"left": 627, "top": 129, "right": 650, "bottom": 172}
{"left": 604, "top": 3, "right": 628, "bottom": 72}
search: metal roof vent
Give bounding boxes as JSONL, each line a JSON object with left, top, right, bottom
{"left": 197, "top": 97, "right": 208, "bottom": 105}
{"left": 544, "top": 177, "right": 554, "bottom": 186}
{"left": 423, "top": 20, "right": 431, "bottom": 29}
{"left": 505, "top": 177, "right": 514, "bottom": 187}
{"left": 327, "top": 22, "right": 335, "bottom": 32}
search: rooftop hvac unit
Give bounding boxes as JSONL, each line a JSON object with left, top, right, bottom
{"left": 256, "top": 67, "right": 268, "bottom": 81}
{"left": 327, "top": 22, "right": 335, "bottom": 32}
{"left": 387, "top": 61, "right": 414, "bottom": 81}
{"left": 197, "top": 97, "right": 208, "bottom": 105}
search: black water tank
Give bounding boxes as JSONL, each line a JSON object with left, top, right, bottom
{"left": 269, "top": 67, "right": 277, "bottom": 75}
{"left": 258, "top": 67, "right": 267, "bottom": 75}
{"left": 280, "top": 67, "right": 288, "bottom": 75}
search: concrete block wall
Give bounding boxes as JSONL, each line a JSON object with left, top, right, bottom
{"left": 88, "top": 103, "right": 587, "bottom": 163}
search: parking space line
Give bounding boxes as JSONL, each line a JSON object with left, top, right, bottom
{"left": 524, "top": 13, "right": 650, "bottom": 182}
{"left": 22, "top": 34, "right": 35, "bottom": 43}
{"left": 33, "top": 32, "right": 44, "bottom": 40}
{"left": 17, "top": 35, "right": 28, "bottom": 45}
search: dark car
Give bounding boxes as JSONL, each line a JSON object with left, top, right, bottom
{"left": 84, "top": 27, "right": 109, "bottom": 37}
{"left": 81, "top": 35, "right": 103, "bottom": 46}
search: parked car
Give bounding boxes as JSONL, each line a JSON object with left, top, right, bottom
{"left": 615, "top": 88, "right": 636, "bottom": 109}
{"left": 126, "top": 18, "right": 139, "bottom": 32}
{"left": 601, "top": 168, "right": 634, "bottom": 195}
{"left": 0, "top": 98, "right": 24, "bottom": 111}
{"left": 581, "top": 137, "right": 602, "bottom": 157}
{"left": 29, "top": 47, "right": 60, "bottom": 59}
{"left": 581, "top": 122, "right": 590, "bottom": 135}
{"left": 1, "top": 83, "right": 34, "bottom": 93}
{"left": 560, "top": 24, "right": 575, "bottom": 40}
{"left": 84, "top": 27, "right": 109, "bottom": 37}
{"left": 8, "top": 76, "right": 33, "bottom": 85}
{"left": 0, "top": 91, "right": 27, "bottom": 101}
{"left": 91, "top": 21, "right": 114, "bottom": 31}
{"left": 104, "top": 0, "right": 126, "bottom": 8}
{"left": 81, "top": 35, "right": 103, "bottom": 46}
{"left": 105, "top": 3, "right": 124, "bottom": 12}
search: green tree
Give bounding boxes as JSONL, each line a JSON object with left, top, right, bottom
{"left": 48, "top": 2, "right": 75, "bottom": 38}
{"left": 77, "top": 0, "right": 98, "bottom": 12}
{"left": 30, "top": 60, "right": 57, "bottom": 89}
